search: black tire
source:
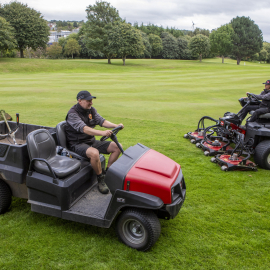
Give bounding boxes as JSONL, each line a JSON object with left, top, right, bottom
{"left": 115, "top": 208, "right": 161, "bottom": 251}
{"left": 254, "top": 140, "right": 270, "bottom": 170}
{"left": 0, "top": 180, "right": 12, "bottom": 214}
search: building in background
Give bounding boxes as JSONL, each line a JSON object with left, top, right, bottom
{"left": 48, "top": 28, "right": 80, "bottom": 45}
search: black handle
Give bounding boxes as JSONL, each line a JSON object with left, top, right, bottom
{"left": 28, "top": 158, "right": 58, "bottom": 182}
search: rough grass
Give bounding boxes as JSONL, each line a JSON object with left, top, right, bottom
{"left": 0, "top": 58, "right": 269, "bottom": 270}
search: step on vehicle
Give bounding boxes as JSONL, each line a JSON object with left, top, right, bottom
{"left": 0, "top": 112, "right": 186, "bottom": 251}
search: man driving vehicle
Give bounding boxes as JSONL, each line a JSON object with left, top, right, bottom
{"left": 239, "top": 79, "right": 270, "bottom": 123}
{"left": 65, "top": 91, "right": 124, "bottom": 194}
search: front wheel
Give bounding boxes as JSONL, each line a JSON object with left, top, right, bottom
{"left": 115, "top": 208, "right": 161, "bottom": 251}
{"left": 0, "top": 180, "right": 12, "bottom": 214}
{"left": 254, "top": 140, "right": 270, "bottom": 170}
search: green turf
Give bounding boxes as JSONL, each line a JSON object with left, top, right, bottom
{"left": 0, "top": 58, "right": 269, "bottom": 270}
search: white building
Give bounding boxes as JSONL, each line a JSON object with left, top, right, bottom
{"left": 48, "top": 29, "right": 80, "bottom": 45}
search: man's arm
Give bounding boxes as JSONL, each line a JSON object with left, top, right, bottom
{"left": 254, "top": 92, "right": 270, "bottom": 101}
{"left": 102, "top": 120, "right": 124, "bottom": 129}
{"left": 247, "top": 91, "right": 270, "bottom": 100}
{"left": 67, "top": 113, "right": 113, "bottom": 137}
{"left": 83, "top": 126, "right": 112, "bottom": 137}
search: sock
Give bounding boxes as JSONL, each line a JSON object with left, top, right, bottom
{"left": 97, "top": 173, "right": 102, "bottom": 180}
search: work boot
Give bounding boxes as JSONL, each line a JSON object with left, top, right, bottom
{"left": 97, "top": 174, "right": 109, "bottom": 194}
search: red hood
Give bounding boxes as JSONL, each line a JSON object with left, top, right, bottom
{"left": 124, "top": 149, "right": 180, "bottom": 204}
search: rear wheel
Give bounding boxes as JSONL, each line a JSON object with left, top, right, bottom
{"left": 115, "top": 208, "right": 161, "bottom": 251}
{"left": 0, "top": 180, "right": 12, "bottom": 214}
{"left": 254, "top": 140, "right": 270, "bottom": 170}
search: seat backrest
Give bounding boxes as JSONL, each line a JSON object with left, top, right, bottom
{"left": 56, "top": 121, "right": 67, "bottom": 148}
{"left": 27, "top": 129, "right": 56, "bottom": 161}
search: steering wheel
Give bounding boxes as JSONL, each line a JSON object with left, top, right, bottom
{"left": 100, "top": 125, "right": 123, "bottom": 141}
{"left": 247, "top": 93, "right": 260, "bottom": 102}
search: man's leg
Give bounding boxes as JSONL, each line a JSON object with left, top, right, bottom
{"left": 85, "top": 147, "right": 102, "bottom": 175}
{"left": 106, "top": 142, "right": 122, "bottom": 168}
{"left": 239, "top": 105, "right": 260, "bottom": 121}
{"left": 86, "top": 147, "right": 109, "bottom": 194}
{"left": 249, "top": 107, "right": 269, "bottom": 122}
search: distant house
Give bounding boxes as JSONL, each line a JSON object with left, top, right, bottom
{"left": 48, "top": 23, "right": 57, "bottom": 31}
{"left": 48, "top": 28, "right": 80, "bottom": 45}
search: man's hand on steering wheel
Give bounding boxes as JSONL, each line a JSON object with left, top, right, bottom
{"left": 100, "top": 125, "right": 123, "bottom": 141}
{"left": 246, "top": 92, "right": 260, "bottom": 102}
{"left": 102, "top": 130, "right": 113, "bottom": 137}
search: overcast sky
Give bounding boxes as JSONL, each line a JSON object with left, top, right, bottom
{"left": 6, "top": 0, "right": 270, "bottom": 41}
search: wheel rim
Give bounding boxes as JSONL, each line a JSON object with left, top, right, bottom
{"left": 267, "top": 153, "right": 270, "bottom": 165}
{"left": 122, "top": 219, "right": 146, "bottom": 245}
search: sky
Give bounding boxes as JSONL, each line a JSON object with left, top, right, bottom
{"left": 5, "top": 0, "right": 270, "bottom": 42}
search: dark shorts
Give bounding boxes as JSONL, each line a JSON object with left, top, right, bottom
{"left": 71, "top": 140, "right": 111, "bottom": 159}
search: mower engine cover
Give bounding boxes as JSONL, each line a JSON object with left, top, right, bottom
{"left": 105, "top": 143, "right": 184, "bottom": 205}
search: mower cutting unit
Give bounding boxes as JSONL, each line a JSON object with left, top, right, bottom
{"left": 184, "top": 94, "right": 270, "bottom": 171}
{"left": 0, "top": 112, "right": 186, "bottom": 251}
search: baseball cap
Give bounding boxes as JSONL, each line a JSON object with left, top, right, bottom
{"left": 262, "top": 80, "right": 270, "bottom": 85}
{"left": 77, "top": 91, "right": 96, "bottom": 100}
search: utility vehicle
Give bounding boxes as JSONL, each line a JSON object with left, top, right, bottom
{"left": 0, "top": 112, "right": 186, "bottom": 251}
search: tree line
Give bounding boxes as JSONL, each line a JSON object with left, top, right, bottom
{"left": 0, "top": 1, "right": 266, "bottom": 65}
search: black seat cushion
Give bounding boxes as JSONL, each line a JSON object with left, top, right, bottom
{"left": 56, "top": 121, "right": 89, "bottom": 161}
{"left": 250, "top": 110, "right": 270, "bottom": 119}
{"left": 27, "top": 129, "right": 81, "bottom": 179}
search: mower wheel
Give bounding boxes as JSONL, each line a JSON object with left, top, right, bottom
{"left": 254, "top": 140, "right": 270, "bottom": 170}
{"left": 115, "top": 208, "right": 161, "bottom": 251}
{"left": 0, "top": 180, "right": 12, "bottom": 215}
{"left": 221, "top": 165, "right": 228, "bottom": 171}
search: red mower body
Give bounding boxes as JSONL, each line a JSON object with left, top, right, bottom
{"left": 124, "top": 149, "right": 180, "bottom": 204}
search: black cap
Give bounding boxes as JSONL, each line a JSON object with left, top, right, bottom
{"left": 262, "top": 80, "right": 270, "bottom": 85}
{"left": 77, "top": 91, "right": 96, "bottom": 100}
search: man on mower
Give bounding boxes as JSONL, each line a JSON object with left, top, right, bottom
{"left": 65, "top": 91, "right": 124, "bottom": 194}
{"left": 240, "top": 80, "right": 270, "bottom": 124}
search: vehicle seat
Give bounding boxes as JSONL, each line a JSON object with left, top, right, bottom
{"left": 27, "top": 129, "right": 81, "bottom": 179}
{"left": 249, "top": 111, "right": 270, "bottom": 119}
{"left": 56, "top": 121, "right": 88, "bottom": 161}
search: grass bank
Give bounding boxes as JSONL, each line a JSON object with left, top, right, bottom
{"left": 0, "top": 58, "right": 269, "bottom": 269}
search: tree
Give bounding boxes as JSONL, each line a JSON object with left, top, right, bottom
{"left": 148, "top": 34, "right": 163, "bottom": 57}
{"left": 259, "top": 48, "right": 268, "bottom": 63}
{"left": 210, "top": 24, "right": 234, "bottom": 63}
{"left": 140, "top": 31, "right": 151, "bottom": 58}
{"left": 107, "top": 22, "right": 145, "bottom": 65}
{"left": 262, "top": 42, "right": 270, "bottom": 63}
{"left": 189, "top": 34, "right": 210, "bottom": 62}
{"left": 46, "top": 42, "right": 62, "bottom": 59}
{"left": 230, "top": 16, "right": 263, "bottom": 65}
{"left": 0, "top": 2, "right": 49, "bottom": 58}
{"left": 64, "top": 38, "right": 81, "bottom": 59}
{"left": 84, "top": 1, "right": 122, "bottom": 64}
{"left": 0, "top": 16, "right": 16, "bottom": 55}
{"left": 78, "top": 23, "right": 104, "bottom": 59}
{"left": 161, "top": 32, "right": 178, "bottom": 59}
{"left": 177, "top": 37, "right": 191, "bottom": 60}
{"left": 188, "top": 27, "right": 210, "bottom": 37}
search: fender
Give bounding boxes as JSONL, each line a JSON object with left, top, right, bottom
{"left": 105, "top": 189, "right": 164, "bottom": 221}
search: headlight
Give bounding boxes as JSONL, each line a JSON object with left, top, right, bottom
{"left": 171, "top": 187, "right": 175, "bottom": 197}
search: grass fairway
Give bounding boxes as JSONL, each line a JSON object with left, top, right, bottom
{"left": 0, "top": 58, "right": 269, "bottom": 270}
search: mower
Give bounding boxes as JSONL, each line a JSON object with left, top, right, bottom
{"left": 0, "top": 112, "right": 186, "bottom": 251}
{"left": 185, "top": 93, "right": 270, "bottom": 171}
